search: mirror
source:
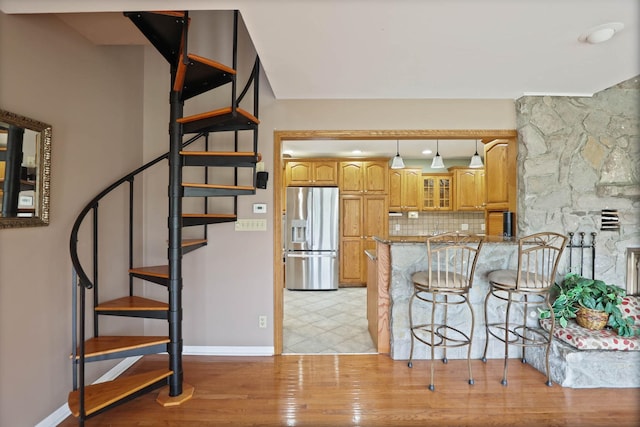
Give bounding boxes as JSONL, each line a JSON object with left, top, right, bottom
{"left": 0, "top": 109, "right": 51, "bottom": 228}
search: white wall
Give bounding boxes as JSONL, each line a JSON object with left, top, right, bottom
{"left": 0, "top": 12, "right": 144, "bottom": 426}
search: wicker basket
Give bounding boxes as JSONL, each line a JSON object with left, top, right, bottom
{"left": 575, "top": 306, "right": 609, "bottom": 330}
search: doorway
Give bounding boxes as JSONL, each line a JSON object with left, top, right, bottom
{"left": 272, "top": 129, "right": 518, "bottom": 354}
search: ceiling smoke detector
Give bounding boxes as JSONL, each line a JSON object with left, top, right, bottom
{"left": 579, "top": 22, "right": 624, "bottom": 44}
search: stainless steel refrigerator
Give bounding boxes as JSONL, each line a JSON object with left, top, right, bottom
{"left": 284, "top": 187, "right": 339, "bottom": 290}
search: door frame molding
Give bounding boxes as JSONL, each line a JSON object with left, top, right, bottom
{"left": 272, "top": 129, "right": 517, "bottom": 354}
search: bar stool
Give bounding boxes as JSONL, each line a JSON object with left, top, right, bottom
{"left": 481, "top": 231, "right": 568, "bottom": 386}
{"left": 408, "top": 232, "right": 484, "bottom": 391}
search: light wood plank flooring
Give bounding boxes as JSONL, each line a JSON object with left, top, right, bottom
{"left": 58, "top": 354, "right": 640, "bottom": 426}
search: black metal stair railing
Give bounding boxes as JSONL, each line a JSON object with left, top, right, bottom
{"left": 69, "top": 10, "right": 260, "bottom": 420}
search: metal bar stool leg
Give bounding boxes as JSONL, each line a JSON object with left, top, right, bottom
{"left": 465, "top": 294, "right": 475, "bottom": 385}
{"left": 502, "top": 290, "right": 513, "bottom": 386}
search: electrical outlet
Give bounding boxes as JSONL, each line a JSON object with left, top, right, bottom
{"left": 461, "top": 223, "right": 469, "bottom": 230}
{"left": 394, "top": 224, "right": 401, "bottom": 232}
{"left": 259, "top": 315, "right": 267, "bottom": 328}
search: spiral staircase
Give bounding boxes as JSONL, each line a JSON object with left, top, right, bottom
{"left": 67, "top": 10, "right": 261, "bottom": 424}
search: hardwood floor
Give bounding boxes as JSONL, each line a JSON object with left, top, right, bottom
{"left": 59, "top": 354, "right": 640, "bottom": 426}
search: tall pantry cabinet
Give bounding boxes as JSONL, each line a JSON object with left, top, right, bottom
{"left": 338, "top": 160, "right": 388, "bottom": 285}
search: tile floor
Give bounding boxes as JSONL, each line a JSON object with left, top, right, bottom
{"left": 283, "top": 287, "right": 377, "bottom": 354}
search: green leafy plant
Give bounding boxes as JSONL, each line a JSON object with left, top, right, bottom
{"left": 539, "top": 272, "right": 637, "bottom": 337}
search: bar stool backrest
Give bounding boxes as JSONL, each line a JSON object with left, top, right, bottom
{"left": 425, "top": 232, "right": 484, "bottom": 291}
{"left": 515, "top": 232, "right": 568, "bottom": 291}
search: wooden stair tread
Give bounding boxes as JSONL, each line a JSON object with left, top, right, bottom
{"left": 96, "top": 296, "right": 168, "bottom": 311}
{"left": 177, "top": 107, "right": 259, "bottom": 134}
{"left": 180, "top": 151, "right": 260, "bottom": 158}
{"left": 178, "top": 107, "right": 258, "bottom": 125}
{"left": 182, "top": 213, "right": 236, "bottom": 219}
{"left": 76, "top": 336, "right": 169, "bottom": 359}
{"left": 68, "top": 368, "right": 172, "bottom": 417}
{"left": 182, "top": 238, "right": 207, "bottom": 247}
{"left": 174, "top": 53, "right": 236, "bottom": 99}
{"left": 129, "top": 265, "right": 168, "bottom": 279}
{"left": 182, "top": 183, "right": 255, "bottom": 191}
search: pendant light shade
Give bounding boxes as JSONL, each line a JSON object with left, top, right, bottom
{"left": 391, "top": 140, "right": 405, "bottom": 169}
{"left": 469, "top": 140, "right": 484, "bottom": 168}
{"left": 430, "top": 140, "right": 445, "bottom": 169}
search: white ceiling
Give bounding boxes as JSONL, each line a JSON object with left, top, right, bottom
{"left": 1, "top": 0, "right": 638, "bottom": 101}
{"left": 2, "top": 0, "right": 638, "bottom": 159}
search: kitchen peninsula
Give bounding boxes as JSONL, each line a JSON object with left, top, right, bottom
{"left": 368, "top": 234, "right": 520, "bottom": 360}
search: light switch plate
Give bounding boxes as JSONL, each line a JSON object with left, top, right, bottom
{"left": 235, "top": 219, "right": 267, "bottom": 231}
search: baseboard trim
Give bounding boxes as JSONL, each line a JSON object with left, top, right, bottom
{"left": 183, "top": 345, "right": 274, "bottom": 356}
{"left": 37, "top": 347, "right": 274, "bottom": 426}
{"left": 35, "top": 356, "right": 141, "bottom": 427}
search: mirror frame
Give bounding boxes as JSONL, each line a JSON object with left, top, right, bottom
{"left": 0, "top": 109, "right": 52, "bottom": 229}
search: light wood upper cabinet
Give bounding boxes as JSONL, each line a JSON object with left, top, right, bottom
{"left": 389, "top": 168, "right": 421, "bottom": 211}
{"left": 339, "top": 161, "right": 388, "bottom": 194}
{"left": 452, "top": 167, "right": 485, "bottom": 211}
{"left": 484, "top": 138, "right": 517, "bottom": 235}
{"left": 484, "top": 139, "right": 516, "bottom": 211}
{"left": 421, "top": 173, "right": 452, "bottom": 211}
{"left": 285, "top": 160, "right": 338, "bottom": 186}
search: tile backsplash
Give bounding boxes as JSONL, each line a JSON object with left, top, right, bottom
{"left": 389, "top": 211, "right": 485, "bottom": 236}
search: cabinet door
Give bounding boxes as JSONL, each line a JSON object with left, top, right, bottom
{"left": 455, "top": 169, "right": 483, "bottom": 210}
{"left": 339, "top": 161, "right": 364, "bottom": 193}
{"left": 286, "top": 162, "right": 313, "bottom": 185}
{"left": 339, "top": 196, "right": 364, "bottom": 284}
{"left": 340, "top": 196, "right": 362, "bottom": 238}
{"left": 363, "top": 161, "right": 388, "bottom": 193}
{"left": 388, "top": 169, "right": 403, "bottom": 211}
{"left": 402, "top": 169, "right": 421, "bottom": 211}
{"left": 340, "top": 238, "right": 364, "bottom": 284}
{"left": 485, "top": 139, "right": 516, "bottom": 210}
{"left": 313, "top": 161, "right": 338, "bottom": 185}
{"left": 437, "top": 175, "right": 452, "bottom": 210}
{"left": 422, "top": 174, "right": 452, "bottom": 211}
{"left": 363, "top": 195, "right": 388, "bottom": 239}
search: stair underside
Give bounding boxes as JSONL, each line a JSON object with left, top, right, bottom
{"left": 68, "top": 368, "right": 172, "bottom": 417}
{"left": 75, "top": 336, "right": 169, "bottom": 361}
{"left": 124, "top": 11, "right": 187, "bottom": 65}
{"left": 130, "top": 265, "right": 169, "bottom": 286}
{"left": 174, "top": 53, "right": 236, "bottom": 100}
{"left": 177, "top": 107, "right": 259, "bottom": 134}
{"left": 182, "top": 182, "right": 256, "bottom": 197}
{"left": 182, "top": 213, "right": 237, "bottom": 226}
{"left": 181, "top": 151, "right": 261, "bottom": 167}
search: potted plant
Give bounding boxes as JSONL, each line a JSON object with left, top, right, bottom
{"left": 539, "top": 272, "right": 637, "bottom": 337}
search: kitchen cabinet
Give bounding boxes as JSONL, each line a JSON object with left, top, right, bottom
{"left": 339, "top": 160, "right": 388, "bottom": 194}
{"left": 389, "top": 168, "right": 421, "bottom": 211}
{"left": 339, "top": 194, "right": 388, "bottom": 285}
{"left": 285, "top": 160, "right": 338, "bottom": 186}
{"left": 451, "top": 167, "right": 485, "bottom": 211}
{"left": 421, "top": 173, "right": 452, "bottom": 211}
{"left": 484, "top": 138, "right": 517, "bottom": 235}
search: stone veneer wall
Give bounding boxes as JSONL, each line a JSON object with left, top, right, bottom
{"left": 516, "top": 76, "right": 639, "bottom": 289}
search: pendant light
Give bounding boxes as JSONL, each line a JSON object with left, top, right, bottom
{"left": 469, "top": 140, "right": 484, "bottom": 168}
{"left": 391, "top": 140, "right": 405, "bottom": 169}
{"left": 430, "top": 140, "right": 445, "bottom": 169}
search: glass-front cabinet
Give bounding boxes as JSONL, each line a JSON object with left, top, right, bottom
{"left": 422, "top": 173, "right": 452, "bottom": 211}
